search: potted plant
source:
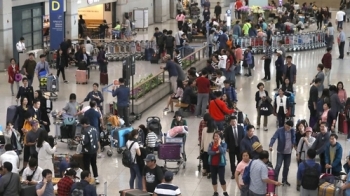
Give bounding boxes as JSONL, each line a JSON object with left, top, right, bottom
{"left": 262, "top": 6, "right": 273, "bottom": 19}
{"left": 238, "top": 6, "right": 250, "bottom": 22}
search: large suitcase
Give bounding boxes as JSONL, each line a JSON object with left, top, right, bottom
{"left": 6, "top": 105, "right": 18, "bottom": 129}
{"left": 119, "top": 189, "right": 149, "bottom": 196}
{"left": 100, "top": 72, "right": 109, "bottom": 85}
{"left": 76, "top": 70, "right": 88, "bottom": 84}
{"left": 46, "top": 75, "right": 59, "bottom": 92}
{"left": 266, "top": 168, "right": 275, "bottom": 194}
{"left": 158, "top": 144, "right": 181, "bottom": 160}
{"left": 318, "top": 182, "right": 341, "bottom": 196}
{"left": 338, "top": 113, "right": 348, "bottom": 134}
{"left": 112, "top": 127, "right": 133, "bottom": 148}
{"left": 150, "top": 55, "right": 159, "bottom": 64}
{"left": 144, "top": 48, "right": 154, "bottom": 61}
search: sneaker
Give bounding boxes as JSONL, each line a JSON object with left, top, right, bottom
{"left": 273, "top": 88, "right": 279, "bottom": 91}
{"left": 223, "top": 192, "right": 229, "bottom": 196}
{"left": 97, "top": 153, "right": 102, "bottom": 158}
{"left": 263, "top": 127, "right": 268, "bottom": 131}
{"left": 213, "top": 192, "right": 219, "bottom": 196}
{"left": 163, "top": 108, "right": 169, "bottom": 111}
{"left": 256, "top": 125, "right": 260, "bottom": 129}
{"left": 64, "top": 80, "right": 68, "bottom": 83}
{"left": 95, "top": 178, "right": 100, "bottom": 184}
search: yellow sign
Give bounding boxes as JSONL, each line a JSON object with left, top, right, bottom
{"left": 51, "top": 0, "right": 60, "bottom": 11}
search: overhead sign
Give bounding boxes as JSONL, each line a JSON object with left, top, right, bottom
{"left": 49, "top": 0, "right": 65, "bottom": 50}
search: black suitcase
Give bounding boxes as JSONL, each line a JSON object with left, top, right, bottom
{"left": 6, "top": 105, "right": 18, "bottom": 129}
{"left": 150, "top": 55, "right": 159, "bottom": 64}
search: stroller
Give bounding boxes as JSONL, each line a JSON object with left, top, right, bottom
{"left": 146, "top": 117, "right": 163, "bottom": 151}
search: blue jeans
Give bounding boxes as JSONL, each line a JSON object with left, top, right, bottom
{"left": 129, "top": 163, "right": 142, "bottom": 190}
{"left": 274, "top": 153, "right": 291, "bottom": 182}
{"left": 337, "top": 21, "right": 343, "bottom": 29}
{"left": 214, "top": 120, "right": 224, "bottom": 131}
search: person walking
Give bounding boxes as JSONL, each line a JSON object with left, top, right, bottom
{"left": 337, "top": 27, "right": 346, "bottom": 59}
{"left": 336, "top": 8, "right": 346, "bottom": 28}
{"left": 224, "top": 116, "right": 245, "bottom": 179}
{"left": 283, "top": 56, "right": 297, "bottom": 85}
{"left": 261, "top": 40, "right": 272, "bottom": 81}
{"left": 22, "top": 53, "right": 37, "bottom": 87}
{"left": 56, "top": 49, "right": 68, "bottom": 83}
{"left": 97, "top": 45, "right": 108, "bottom": 73}
{"left": 35, "top": 54, "right": 50, "bottom": 82}
{"left": 8, "top": 58, "right": 20, "bottom": 96}
{"left": 214, "top": 2, "right": 222, "bottom": 21}
{"left": 308, "top": 78, "right": 321, "bottom": 128}
{"left": 112, "top": 78, "right": 130, "bottom": 126}
{"left": 126, "top": 129, "right": 142, "bottom": 190}
{"left": 208, "top": 131, "right": 229, "bottom": 196}
{"left": 161, "top": 55, "right": 179, "bottom": 93}
{"left": 269, "top": 120, "right": 296, "bottom": 186}
{"left": 274, "top": 51, "right": 284, "bottom": 91}
{"left": 79, "top": 117, "right": 100, "bottom": 184}
{"left": 16, "top": 37, "right": 26, "bottom": 62}
{"left": 321, "top": 47, "right": 332, "bottom": 87}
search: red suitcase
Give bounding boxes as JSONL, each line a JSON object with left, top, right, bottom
{"left": 100, "top": 72, "right": 108, "bottom": 85}
{"left": 76, "top": 70, "right": 88, "bottom": 84}
{"left": 266, "top": 168, "right": 276, "bottom": 194}
{"left": 119, "top": 189, "right": 149, "bottom": 196}
{"left": 338, "top": 113, "right": 348, "bottom": 134}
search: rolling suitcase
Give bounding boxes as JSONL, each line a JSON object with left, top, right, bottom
{"left": 53, "top": 154, "right": 70, "bottom": 177}
{"left": 338, "top": 113, "right": 348, "bottom": 134}
{"left": 76, "top": 70, "right": 88, "bottom": 84}
{"left": 46, "top": 75, "right": 59, "bottom": 92}
{"left": 119, "top": 189, "right": 149, "bottom": 196}
{"left": 150, "top": 55, "right": 159, "bottom": 64}
{"left": 100, "top": 72, "right": 109, "bottom": 85}
{"left": 318, "top": 182, "right": 341, "bottom": 196}
{"left": 6, "top": 105, "right": 18, "bottom": 129}
{"left": 267, "top": 168, "right": 276, "bottom": 194}
{"left": 112, "top": 127, "right": 133, "bottom": 148}
{"left": 158, "top": 144, "right": 181, "bottom": 160}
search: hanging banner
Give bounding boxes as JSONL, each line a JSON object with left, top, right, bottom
{"left": 49, "top": 0, "right": 65, "bottom": 50}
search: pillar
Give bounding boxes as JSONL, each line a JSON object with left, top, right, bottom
{"left": 65, "top": 0, "right": 78, "bottom": 39}
{"left": 154, "top": 0, "right": 170, "bottom": 23}
{"left": 116, "top": 0, "right": 128, "bottom": 24}
{"left": 0, "top": 0, "right": 13, "bottom": 71}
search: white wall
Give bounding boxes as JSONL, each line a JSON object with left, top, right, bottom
{"left": 116, "top": 0, "right": 155, "bottom": 25}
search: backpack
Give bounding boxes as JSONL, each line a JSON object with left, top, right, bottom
{"left": 242, "top": 160, "right": 254, "bottom": 185}
{"left": 301, "top": 161, "right": 320, "bottom": 190}
{"left": 71, "top": 182, "right": 86, "bottom": 196}
{"left": 165, "top": 36, "right": 174, "bottom": 47}
{"left": 122, "top": 141, "right": 136, "bottom": 168}
{"left": 156, "top": 34, "right": 165, "bottom": 46}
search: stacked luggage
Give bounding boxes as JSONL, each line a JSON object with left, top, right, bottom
{"left": 39, "top": 75, "right": 59, "bottom": 100}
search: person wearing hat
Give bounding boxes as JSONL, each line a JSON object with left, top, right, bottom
{"left": 274, "top": 50, "right": 284, "bottom": 91}
{"left": 161, "top": 55, "right": 179, "bottom": 94}
{"left": 273, "top": 88, "right": 290, "bottom": 128}
{"left": 296, "top": 127, "right": 316, "bottom": 191}
{"left": 251, "top": 141, "right": 263, "bottom": 159}
{"left": 268, "top": 120, "right": 296, "bottom": 186}
{"left": 171, "top": 111, "right": 187, "bottom": 128}
{"left": 35, "top": 54, "right": 50, "bottom": 81}
{"left": 57, "top": 169, "right": 76, "bottom": 195}
{"left": 142, "top": 154, "right": 164, "bottom": 193}
{"left": 154, "top": 171, "right": 182, "bottom": 196}
{"left": 240, "top": 125, "right": 260, "bottom": 154}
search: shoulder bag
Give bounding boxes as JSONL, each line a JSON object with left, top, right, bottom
{"left": 213, "top": 100, "right": 227, "bottom": 116}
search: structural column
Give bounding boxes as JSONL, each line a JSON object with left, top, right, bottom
{"left": 0, "top": 0, "right": 13, "bottom": 71}
{"left": 65, "top": 0, "right": 78, "bottom": 39}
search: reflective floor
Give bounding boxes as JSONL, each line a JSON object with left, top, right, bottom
{"left": 3, "top": 9, "right": 350, "bottom": 196}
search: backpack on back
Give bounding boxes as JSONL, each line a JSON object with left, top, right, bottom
{"left": 166, "top": 36, "right": 174, "bottom": 48}
{"left": 156, "top": 34, "right": 165, "bottom": 46}
{"left": 242, "top": 160, "right": 253, "bottom": 185}
{"left": 71, "top": 182, "right": 86, "bottom": 196}
{"left": 301, "top": 161, "right": 320, "bottom": 190}
{"left": 122, "top": 141, "right": 136, "bottom": 168}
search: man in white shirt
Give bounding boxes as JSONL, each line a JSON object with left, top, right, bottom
{"left": 336, "top": 9, "right": 346, "bottom": 29}
{"left": 174, "top": 28, "right": 184, "bottom": 48}
{"left": 218, "top": 49, "right": 227, "bottom": 73}
{"left": 16, "top": 37, "right": 26, "bottom": 53}
{"left": 0, "top": 144, "right": 19, "bottom": 174}
{"left": 21, "top": 158, "right": 43, "bottom": 185}
{"left": 85, "top": 40, "right": 94, "bottom": 56}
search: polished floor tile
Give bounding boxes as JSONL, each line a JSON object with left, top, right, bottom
{"left": 3, "top": 8, "right": 350, "bottom": 196}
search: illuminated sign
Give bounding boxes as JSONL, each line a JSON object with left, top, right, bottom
{"left": 49, "top": 0, "right": 65, "bottom": 50}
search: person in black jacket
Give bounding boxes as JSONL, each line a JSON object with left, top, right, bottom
{"left": 75, "top": 46, "right": 91, "bottom": 79}
{"left": 16, "top": 78, "right": 34, "bottom": 106}
{"left": 224, "top": 116, "right": 245, "bottom": 179}
{"left": 97, "top": 46, "right": 107, "bottom": 73}
{"left": 34, "top": 90, "right": 52, "bottom": 132}
{"left": 14, "top": 97, "right": 29, "bottom": 137}
{"left": 255, "top": 83, "right": 270, "bottom": 131}
{"left": 79, "top": 117, "right": 100, "bottom": 184}
{"left": 274, "top": 50, "right": 284, "bottom": 91}
{"left": 81, "top": 83, "right": 104, "bottom": 113}
{"left": 56, "top": 49, "right": 68, "bottom": 83}
{"left": 28, "top": 99, "right": 48, "bottom": 129}
{"left": 59, "top": 39, "right": 72, "bottom": 68}
{"left": 214, "top": 2, "right": 222, "bottom": 21}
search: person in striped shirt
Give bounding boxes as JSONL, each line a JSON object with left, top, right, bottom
{"left": 146, "top": 129, "right": 158, "bottom": 152}
{"left": 154, "top": 171, "right": 181, "bottom": 196}
{"left": 174, "top": 49, "right": 182, "bottom": 68}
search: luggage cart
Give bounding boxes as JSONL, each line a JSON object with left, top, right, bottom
{"left": 108, "top": 127, "right": 133, "bottom": 156}
{"left": 52, "top": 115, "right": 81, "bottom": 150}
{"left": 39, "top": 75, "right": 59, "bottom": 101}
{"left": 159, "top": 134, "right": 187, "bottom": 174}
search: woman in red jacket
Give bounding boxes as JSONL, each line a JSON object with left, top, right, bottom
{"left": 209, "top": 91, "right": 234, "bottom": 131}
{"left": 8, "top": 58, "right": 20, "bottom": 96}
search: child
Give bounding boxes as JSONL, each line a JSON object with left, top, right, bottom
{"left": 145, "top": 129, "right": 158, "bottom": 153}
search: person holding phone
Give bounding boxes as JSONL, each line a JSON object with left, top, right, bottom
{"left": 36, "top": 169, "right": 54, "bottom": 196}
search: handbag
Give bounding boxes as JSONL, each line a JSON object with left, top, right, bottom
{"left": 259, "top": 101, "right": 273, "bottom": 116}
{"left": 64, "top": 117, "right": 76, "bottom": 126}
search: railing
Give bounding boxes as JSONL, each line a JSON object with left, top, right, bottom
{"left": 131, "top": 45, "right": 207, "bottom": 100}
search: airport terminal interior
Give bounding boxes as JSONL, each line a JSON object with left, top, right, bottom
{"left": 1, "top": 3, "right": 350, "bottom": 196}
